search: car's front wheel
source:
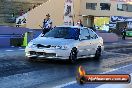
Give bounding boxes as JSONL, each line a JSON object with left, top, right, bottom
{"left": 94, "top": 46, "right": 101, "bottom": 59}
{"left": 69, "top": 47, "right": 78, "bottom": 63}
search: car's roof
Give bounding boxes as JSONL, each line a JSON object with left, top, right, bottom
{"left": 56, "top": 25, "right": 88, "bottom": 29}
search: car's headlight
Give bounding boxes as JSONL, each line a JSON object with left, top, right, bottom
{"left": 28, "top": 42, "right": 36, "bottom": 48}
{"left": 55, "top": 45, "right": 68, "bottom": 50}
{"left": 28, "top": 42, "right": 33, "bottom": 47}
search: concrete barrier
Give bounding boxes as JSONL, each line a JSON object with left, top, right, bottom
{"left": 0, "top": 26, "right": 30, "bottom": 47}
{"left": 0, "top": 26, "right": 42, "bottom": 47}
{"left": 0, "top": 26, "right": 30, "bottom": 35}
{"left": 0, "top": 38, "right": 10, "bottom": 47}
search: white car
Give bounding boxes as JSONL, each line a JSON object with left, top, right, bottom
{"left": 25, "top": 26, "right": 104, "bottom": 63}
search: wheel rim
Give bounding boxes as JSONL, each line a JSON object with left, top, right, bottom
{"left": 70, "top": 51, "right": 77, "bottom": 63}
{"left": 95, "top": 49, "right": 101, "bottom": 58}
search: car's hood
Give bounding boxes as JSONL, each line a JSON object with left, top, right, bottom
{"left": 32, "top": 37, "right": 76, "bottom": 46}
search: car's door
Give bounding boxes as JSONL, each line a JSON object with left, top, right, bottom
{"left": 88, "top": 29, "right": 99, "bottom": 55}
{"left": 77, "top": 28, "right": 93, "bottom": 57}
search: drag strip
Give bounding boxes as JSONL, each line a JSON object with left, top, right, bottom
{"left": 0, "top": 47, "right": 132, "bottom": 88}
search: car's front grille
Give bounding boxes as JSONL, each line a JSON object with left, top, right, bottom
{"left": 36, "top": 52, "right": 43, "bottom": 55}
{"left": 29, "top": 51, "right": 36, "bottom": 55}
{"left": 29, "top": 51, "right": 56, "bottom": 57}
{"left": 45, "top": 53, "right": 56, "bottom": 57}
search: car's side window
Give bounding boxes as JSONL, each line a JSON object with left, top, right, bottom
{"left": 80, "top": 28, "right": 90, "bottom": 40}
{"left": 89, "top": 29, "right": 98, "bottom": 39}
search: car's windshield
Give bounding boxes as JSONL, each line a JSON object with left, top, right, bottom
{"left": 44, "top": 27, "right": 80, "bottom": 40}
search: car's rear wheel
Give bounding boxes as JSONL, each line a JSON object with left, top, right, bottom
{"left": 69, "top": 47, "right": 78, "bottom": 63}
{"left": 94, "top": 46, "right": 101, "bottom": 59}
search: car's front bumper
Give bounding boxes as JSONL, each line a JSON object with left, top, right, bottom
{"left": 25, "top": 47, "right": 71, "bottom": 60}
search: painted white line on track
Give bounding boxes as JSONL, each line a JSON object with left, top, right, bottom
{"left": 11, "top": 46, "right": 15, "bottom": 48}
{"left": 127, "top": 42, "right": 132, "bottom": 43}
{"left": 101, "top": 64, "right": 132, "bottom": 74}
{"left": 0, "top": 69, "right": 64, "bottom": 88}
{"left": 5, "top": 50, "right": 14, "bottom": 52}
{"left": 53, "top": 64, "right": 132, "bottom": 88}
{"left": 53, "top": 81, "right": 76, "bottom": 88}
{"left": 18, "top": 49, "right": 25, "bottom": 51}
{"left": 112, "top": 43, "right": 118, "bottom": 44}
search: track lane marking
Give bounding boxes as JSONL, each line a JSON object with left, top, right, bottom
{"left": 5, "top": 50, "right": 14, "bottom": 52}
{"left": 18, "top": 49, "right": 25, "bottom": 51}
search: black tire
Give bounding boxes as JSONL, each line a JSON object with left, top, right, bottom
{"left": 94, "top": 46, "right": 101, "bottom": 59}
{"left": 69, "top": 48, "right": 78, "bottom": 63}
